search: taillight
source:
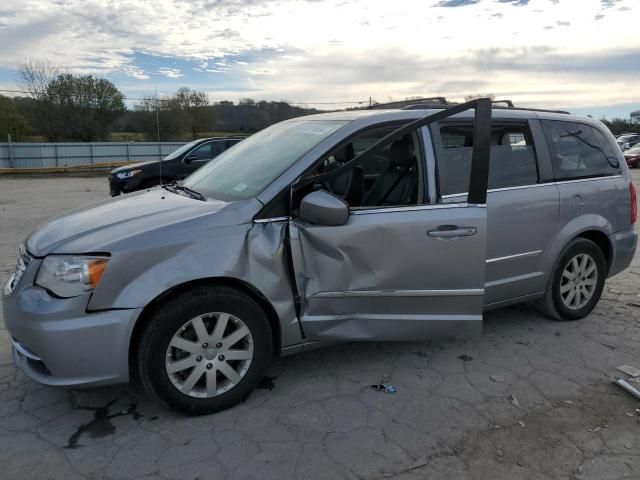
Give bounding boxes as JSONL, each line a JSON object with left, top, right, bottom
{"left": 631, "top": 182, "right": 637, "bottom": 225}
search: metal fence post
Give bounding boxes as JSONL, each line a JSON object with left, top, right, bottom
{"left": 54, "top": 144, "right": 59, "bottom": 167}
{"left": 158, "top": 142, "right": 162, "bottom": 161}
{"left": 90, "top": 144, "right": 94, "bottom": 165}
{"left": 7, "top": 134, "right": 14, "bottom": 168}
{"left": 126, "top": 142, "right": 131, "bottom": 163}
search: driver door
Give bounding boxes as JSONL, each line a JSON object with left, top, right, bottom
{"left": 288, "top": 100, "right": 492, "bottom": 341}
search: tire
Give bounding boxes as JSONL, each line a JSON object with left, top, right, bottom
{"left": 137, "top": 286, "right": 273, "bottom": 415}
{"left": 536, "top": 238, "right": 606, "bottom": 321}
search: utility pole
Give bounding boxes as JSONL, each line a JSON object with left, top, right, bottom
{"left": 155, "top": 86, "right": 162, "bottom": 186}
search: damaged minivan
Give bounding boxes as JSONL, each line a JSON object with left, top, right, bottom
{"left": 3, "top": 98, "right": 637, "bottom": 414}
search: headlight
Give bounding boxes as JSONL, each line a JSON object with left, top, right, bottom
{"left": 35, "top": 255, "right": 109, "bottom": 298}
{"left": 116, "top": 170, "right": 141, "bottom": 179}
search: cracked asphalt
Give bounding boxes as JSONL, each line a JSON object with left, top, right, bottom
{"left": 1, "top": 173, "right": 639, "bottom": 480}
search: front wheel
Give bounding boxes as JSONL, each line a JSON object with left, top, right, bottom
{"left": 537, "top": 238, "right": 606, "bottom": 321}
{"left": 137, "top": 286, "right": 273, "bottom": 415}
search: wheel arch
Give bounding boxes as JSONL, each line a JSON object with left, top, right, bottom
{"left": 128, "top": 276, "right": 282, "bottom": 379}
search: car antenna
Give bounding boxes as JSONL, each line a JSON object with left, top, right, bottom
{"left": 155, "top": 86, "right": 163, "bottom": 187}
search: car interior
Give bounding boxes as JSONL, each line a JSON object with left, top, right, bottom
{"left": 304, "top": 127, "right": 422, "bottom": 209}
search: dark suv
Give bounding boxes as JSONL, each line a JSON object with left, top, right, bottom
{"left": 109, "top": 137, "right": 243, "bottom": 196}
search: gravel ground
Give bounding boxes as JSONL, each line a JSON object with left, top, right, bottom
{"left": 0, "top": 173, "right": 639, "bottom": 480}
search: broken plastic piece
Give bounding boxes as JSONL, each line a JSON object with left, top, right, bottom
{"left": 490, "top": 375, "right": 505, "bottom": 383}
{"left": 614, "top": 378, "right": 640, "bottom": 400}
{"left": 370, "top": 383, "right": 397, "bottom": 394}
{"left": 616, "top": 365, "right": 640, "bottom": 377}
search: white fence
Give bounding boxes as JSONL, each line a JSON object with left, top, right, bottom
{"left": 0, "top": 142, "right": 187, "bottom": 169}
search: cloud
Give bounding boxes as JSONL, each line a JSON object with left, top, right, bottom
{"left": 433, "top": 0, "right": 480, "bottom": 7}
{"left": 157, "top": 67, "right": 183, "bottom": 78}
{"left": 0, "top": 0, "right": 637, "bottom": 111}
{"left": 496, "top": 0, "right": 530, "bottom": 5}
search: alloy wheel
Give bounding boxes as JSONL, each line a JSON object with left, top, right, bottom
{"left": 559, "top": 253, "right": 598, "bottom": 310}
{"left": 165, "top": 312, "right": 254, "bottom": 398}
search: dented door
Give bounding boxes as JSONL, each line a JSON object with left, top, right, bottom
{"left": 289, "top": 99, "right": 493, "bottom": 342}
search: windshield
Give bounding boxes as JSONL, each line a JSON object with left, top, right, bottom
{"left": 183, "top": 119, "right": 348, "bottom": 200}
{"left": 164, "top": 140, "right": 200, "bottom": 160}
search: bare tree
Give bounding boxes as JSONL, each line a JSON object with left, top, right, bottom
{"left": 18, "top": 59, "right": 125, "bottom": 141}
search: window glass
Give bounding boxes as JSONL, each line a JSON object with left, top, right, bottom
{"left": 190, "top": 142, "right": 212, "bottom": 161}
{"left": 210, "top": 141, "right": 226, "bottom": 158}
{"left": 435, "top": 123, "right": 538, "bottom": 196}
{"left": 541, "top": 120, "right": 620, "bottom": 180}
{"left": 304, "top": 127, "right": 421, "bottom": 208}
{"left": 184, "top": 120, "right": 347, "bottom": 201}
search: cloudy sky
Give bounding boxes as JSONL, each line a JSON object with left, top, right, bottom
{"left": 0, "top": 0, "right": 638, "bottom": 117}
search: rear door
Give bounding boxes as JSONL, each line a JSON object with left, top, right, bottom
{"left": 433, "top": 120, "right": 560, "bottom": 304}
{"left": 288, "top": 99, "right": 493, "bottom": 341}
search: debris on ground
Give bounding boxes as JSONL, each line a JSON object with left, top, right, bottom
{"left": 518, "top": 420, "right": 525, "bottom": 427}
{"left": 491, "top": 375, "right": 505, "bottom": 383}
{"left": 614, "top": 378, "right": 640, "bottom": 400}
{"left": 458, "top": 354, "right": 473, "bottom": 361}
{"left": 509, "top": 394, "right": 520, "bottom": 407}
{"left": 370, "top": 383, "right": 397, "bottom": 394}
{"left": 616, "top": 365, "right": 640, "bottom": 377}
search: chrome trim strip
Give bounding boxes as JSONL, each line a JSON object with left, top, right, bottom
{"left": 486, "top": 250, "right": 542, "bottom": 264}
{"left": 554, "top": 175, "right": 621, "bottom": 185}
{"left": 253, "top": 216, "right": 290, "bottom": 224}
{"left": 10, "top": 336, "right": 42, "bottom": 361}
{"left": 313, "top": 288, "right": 484, "bottom": 298}
{"left": 351, "top": 203, "right": 486, "bottom": 215}
{"left": 441, "top": 175, "right": 623, "bottom": 199}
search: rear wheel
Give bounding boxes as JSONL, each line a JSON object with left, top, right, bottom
{"left": 137, "top": 286, "right": 272, "bottom": 415}
{"left": 537, "top": 238, "right": 606, "bottom": 321}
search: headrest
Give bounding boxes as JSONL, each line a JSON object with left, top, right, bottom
{"left": 390, "top": 137, "right": 414, "bottom": 167}
{"left": 334, "top": 143, "right": 355, "bottom": 163}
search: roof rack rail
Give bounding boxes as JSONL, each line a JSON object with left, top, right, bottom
{"left": 368, "top": 97, "right": 449, "bottom": 109}
{"left": 492, "top": 99, "right": 514, "bottom": 108}
{"left": 370, "top": 96, "right": 570, "bottom": 115}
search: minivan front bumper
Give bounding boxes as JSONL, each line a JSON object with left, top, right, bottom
{"left": 608, "top": 228, "right": 638, "bottom": 277}
{"left": 3, "top": 284, "right": 141, "bottom": 388}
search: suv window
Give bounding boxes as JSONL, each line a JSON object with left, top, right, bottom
{"left": 189, "top": 142, "right": 213, "bottom": 162}
{"left": 541, "top": 120, "right": 620, "bottom": 180}
{"left": 210, "top": 140, "right": 226, "bottom": 158}
{"left": 435, "top": 123, "right": 538, "bottom": 196}
{"left": 305, "top": 126, "right": 422, "bottom": 208}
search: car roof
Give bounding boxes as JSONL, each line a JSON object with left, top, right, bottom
{"left": 294, "top": 107, "right": 605, "bottom": 128}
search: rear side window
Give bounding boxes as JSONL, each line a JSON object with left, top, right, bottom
{"left": 435, "top": 123, "right": 538, "bottom": 196}
{"left": 541, "top": 120, "right": 620, "bottom": 181}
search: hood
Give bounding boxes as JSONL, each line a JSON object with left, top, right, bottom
{"left": 26, "top": 188, "right": 252, "bottom": 256}
{"left": 110, "top": 160, "right": 160, "bottom": 174}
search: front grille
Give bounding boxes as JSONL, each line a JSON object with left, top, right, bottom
{"left": 3, "top": 245, "right": 32, "bottom": 297}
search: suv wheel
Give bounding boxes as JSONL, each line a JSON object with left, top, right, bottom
{"left": 137, "top": 286, "right": 272, "bottom": 415}
{"left": 537, "top": 238, "right": 606, "bottom": 321}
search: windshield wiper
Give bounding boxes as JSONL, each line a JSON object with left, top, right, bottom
{"left": 162, "top": 182, "right": 206, "bottom": 201}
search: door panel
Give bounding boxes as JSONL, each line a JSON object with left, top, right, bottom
{"left": 289, "top": 204, "right": 487, "bottom": 341}
{"left": 444, "top": 185, "right": 560, "bottom": 304}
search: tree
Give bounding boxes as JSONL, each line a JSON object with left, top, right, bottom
{"left": 134, "top": 95, "right": 185, "bottom": 141}
{"left": 19, "top": 60, "right": 125, "bottom": 141}
{"left": 0, "top": 95, "right": 30, "bottom": 140}
{"left": 174, "top": 87, "right": 216, "bottom": 139}
{"left": 601, "top": 118, "right": 638, "bottom": 136}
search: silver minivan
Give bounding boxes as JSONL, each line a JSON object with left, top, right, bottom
{"left": 3, "top": 99, "right": 637, "bottom": 414}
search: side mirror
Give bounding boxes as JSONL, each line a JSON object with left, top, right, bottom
{"left": 298, "top": 190, "right": 349, "bottom": 226}
{"left": 184, "top": 154, "right": 198, "bottom": 163}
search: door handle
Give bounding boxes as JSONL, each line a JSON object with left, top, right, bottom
{"left": 427, "top": 225, "right": 477, "bottom": 238}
